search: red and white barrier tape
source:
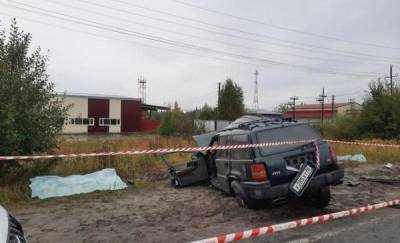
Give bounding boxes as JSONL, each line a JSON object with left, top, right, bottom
{"left": 326, "top": 140, "right": 400, "bottom": 148}
{"left": 190, "top": 199, "right": 400, "bottom": 243}
{"left": 0, "top": 139, "right": 314, "bottom": 161}
{"left": 1, "top": 139, "right": 399, "bottom": 161}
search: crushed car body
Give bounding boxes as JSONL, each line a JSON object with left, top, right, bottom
{"left": 162, "top": 116, "right": 344, "bottom": 208}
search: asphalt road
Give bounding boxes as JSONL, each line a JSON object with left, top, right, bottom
{"left": 247, "top": 206, "right": 400, "bottom": 243}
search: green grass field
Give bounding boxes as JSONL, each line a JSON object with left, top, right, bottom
{"left": 1, "top": 135, "right": 398, "bottom": 205}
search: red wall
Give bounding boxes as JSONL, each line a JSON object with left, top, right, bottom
{"left": 121, "top": 100, "right": 142, "bottom": 132}
{"left": 283, "top": 110, "right": 335, "bottom": 118}
{"left": 141, "top": 120, "right": 160, "bottom": 132}
{"left": 88, "top": 98, "right": 109, "bottom": 133}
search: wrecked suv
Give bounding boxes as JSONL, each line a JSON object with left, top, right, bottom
{"left": 163, "top": 116, "right": 344, "bottom": 209}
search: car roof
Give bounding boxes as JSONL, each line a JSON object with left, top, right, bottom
{"left": 221, "top": 115, "right": 301, "bottom": 132}
{"left": 192, "top": 116, "right": 309, "bottom": 147}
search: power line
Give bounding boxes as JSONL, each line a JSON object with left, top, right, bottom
{"left": 0, "top": 1, "right": 383, "bottom": 77}
{"left": 108, "top": 0, "right": 400, "bottom": 62}
{"left": 172, "top": 0, "right": 400, "bottom": 50}
{"left": 64, "top": 0, "right": 399, "bottom": 63}
{"left": 5, "top": 10, "right": 376, "bottom": 81}
{"left": 42, "top": 0, "right": 390, "bottom": 66}
{"left": 3, "top": 11, "right": 332, "bottom": 80}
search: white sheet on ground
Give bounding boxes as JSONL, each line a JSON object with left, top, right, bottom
{"left": 30, "top": 168, "right": 127, "bottom": 199}
{"left": 337, "top": 154, "right": 367, "bottom": 162}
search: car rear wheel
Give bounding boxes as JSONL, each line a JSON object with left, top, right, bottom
{"left": 312, "top": 186, "right": 331, "bottom": 208}
{"left": 231, "top": 181, "right": 259, "bottom": 209}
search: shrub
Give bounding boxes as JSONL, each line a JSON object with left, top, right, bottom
{"left": 0, "top": 19, "right": 69, "bottom": 156}
{"left": 158, "top": 102, "right": 205, "bottom": 136}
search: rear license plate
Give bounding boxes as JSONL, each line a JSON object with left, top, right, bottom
{"left": 289, "top": 161, "right": 317, "bottom": 197}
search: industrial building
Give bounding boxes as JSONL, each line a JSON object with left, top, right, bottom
{"left": 58, "top": 93, "right": 169, "bottom": 134}
{"left": 283, "top": 102, "right": 361, "bottom": 123}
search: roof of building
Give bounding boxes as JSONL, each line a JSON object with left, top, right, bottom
{"left": 57, "top": 92, "right": 141, "bottom": 101}
{"left": 142, "top": 103, "right": 170, "bottom": 111}
{"left": 293, "top": 102, "right": 358, "bottom": 111}
{"left": 245, "top": 109, "right": 281, "bottom": 115}
{"left": 58, "top": 92, "right": 170, "bottom": 111}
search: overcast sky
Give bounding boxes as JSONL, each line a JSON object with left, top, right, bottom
{"left": 0, "top": 0, "right": 399, "bottom": 110}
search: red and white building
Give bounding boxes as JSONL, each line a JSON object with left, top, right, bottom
{"left": 283, "top": 102, "right": 361, "bottom": 123}
{"left": 58, "top": 93, "right": 168, "bottom": 134}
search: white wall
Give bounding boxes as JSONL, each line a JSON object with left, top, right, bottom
{"left": 62, "top": 96, "right": 88, "bottom": 134}
{"left": 337, "top": 103, "right": 361, "bottom": 115}
{"left": 109, "top": 99, "right": 121, "bottom": 133}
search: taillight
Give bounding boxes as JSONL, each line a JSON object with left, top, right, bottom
{"left": 329, "top": 146, "right": 337, "bottom": 163}
{"left": 250, "top": 163, "right": 268, "bottom": 182}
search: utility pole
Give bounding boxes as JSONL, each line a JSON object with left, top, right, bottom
{"left": 317, "top": 88, "right": 327, "bottom": 124}
{"left": 215, "top": 82, "right": 221, "bottom": 131}
{"left": 138, "top": 76, "right": 147, "bottom": 103}
{"left": 390, "top": 64, "right": 393, "bottom": 95}
{"left": 253, "top": 70, "right": 259, "bottom": 110}
{"left": 331, "top": 95, "right": 335, "bottom": 118}
{"left": 290, "top": 96, "right": 299, "bottom": 120}
{"left": 385, "top": 65, "right": 398, "bottom": 95}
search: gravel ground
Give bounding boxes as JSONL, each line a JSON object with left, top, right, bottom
{"left": 8, "top": 163, "right": 400, "bottom": 243}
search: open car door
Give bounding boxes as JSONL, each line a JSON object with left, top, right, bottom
{"left": 161, "top": 132, "right": 216, "bottom": 187}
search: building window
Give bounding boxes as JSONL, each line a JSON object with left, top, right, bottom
{"left": 99, "top": 118, "right": 120, "bottom": 126}
{"left": 69, "top": 118, "right": 94, "bottom": 126}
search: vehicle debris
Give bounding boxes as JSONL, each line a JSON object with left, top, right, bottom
{"left": 346, "top": 177, "right": 361, "bottom": 187}
{"left": 384, "top": 163, "right": 393, "bottom": 169}
{"left": 162, "top": 116, "right": 344, "bottom": 209}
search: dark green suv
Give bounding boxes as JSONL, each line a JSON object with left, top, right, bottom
{"left": 164, "top": 116, "right": 344, "bottom": 208}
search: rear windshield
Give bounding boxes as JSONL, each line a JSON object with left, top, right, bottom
{"left": 256, "top": 124, "right": 321, "bottom": 155}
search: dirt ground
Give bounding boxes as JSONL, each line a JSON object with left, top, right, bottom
{"left": 9, "top": 163, "right": 400, "bottom": 243}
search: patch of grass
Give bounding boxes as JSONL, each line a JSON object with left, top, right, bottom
{"left": 332, "top": 139, "right": 400, "bottom": 165}
{"left": 0, "top": 135, "right": 193, "bottom": 206}
{"left": 1, "top": 135, "right": 399, "bottom": 205}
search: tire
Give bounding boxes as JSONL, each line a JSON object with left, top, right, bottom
{"left": 231, "top": 181, "right": 259, "bottom": 209}
{"left": 312, "top": 186, "right": 331, "bottom": 208}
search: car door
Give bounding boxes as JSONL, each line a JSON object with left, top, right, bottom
{"left": 230, "top": 133, "right": 254, "bottom": 181}
{"left": 211, "top": 133, "right": 231, "bottom": 193}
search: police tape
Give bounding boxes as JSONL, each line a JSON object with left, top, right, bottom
{"left": 190, "top": 199, "right": 400, "bottom": 243}
{"left": 326, "top": 140, "right": 400, "bottom": 148}
{"left": 0, "top": 139, "right": 316, "bottom": 161}
{"left": 0, "top": 139, "right": 399, "bottom": 161}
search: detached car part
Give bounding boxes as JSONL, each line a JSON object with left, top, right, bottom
{"left": 161, "top": 152, "right": 209, "bottom": 187}
{"left": 0, "top": 206, "right": 27, "bottom": 243}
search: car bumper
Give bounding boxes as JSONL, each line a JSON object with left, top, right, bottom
{"left": 238, "top": 165, "right": 344, "bottom": 201}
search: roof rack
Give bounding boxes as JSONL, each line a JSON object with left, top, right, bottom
{"left": 222, "top": 117, "right": 297, "bottom": 131}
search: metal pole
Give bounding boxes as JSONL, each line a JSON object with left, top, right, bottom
{"left": 390, "top": 64, "right": 393, "bottom": 95}
{"left": 215, "top": 82, "right": 221, "bottom": 131}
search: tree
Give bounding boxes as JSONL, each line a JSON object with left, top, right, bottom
{"left": 199, "top": 103, "right": 216, "bottom": 120}
{"left": 0, "top": 19, "right": 69, "bottom": 156}
{"left": 218, "top": 78, "right": 244, "bottom": 121}
{"left": 318, "top": 78, "right": 400, "bottom": 140}
{"left": 356, "top": 79, "right": 400, "bottom": 138}
{"left": 158, "top": 101, "right": 204, "bottom": 136}
{"left": 274, "top": 103, "right": 289, "bottom": 113}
